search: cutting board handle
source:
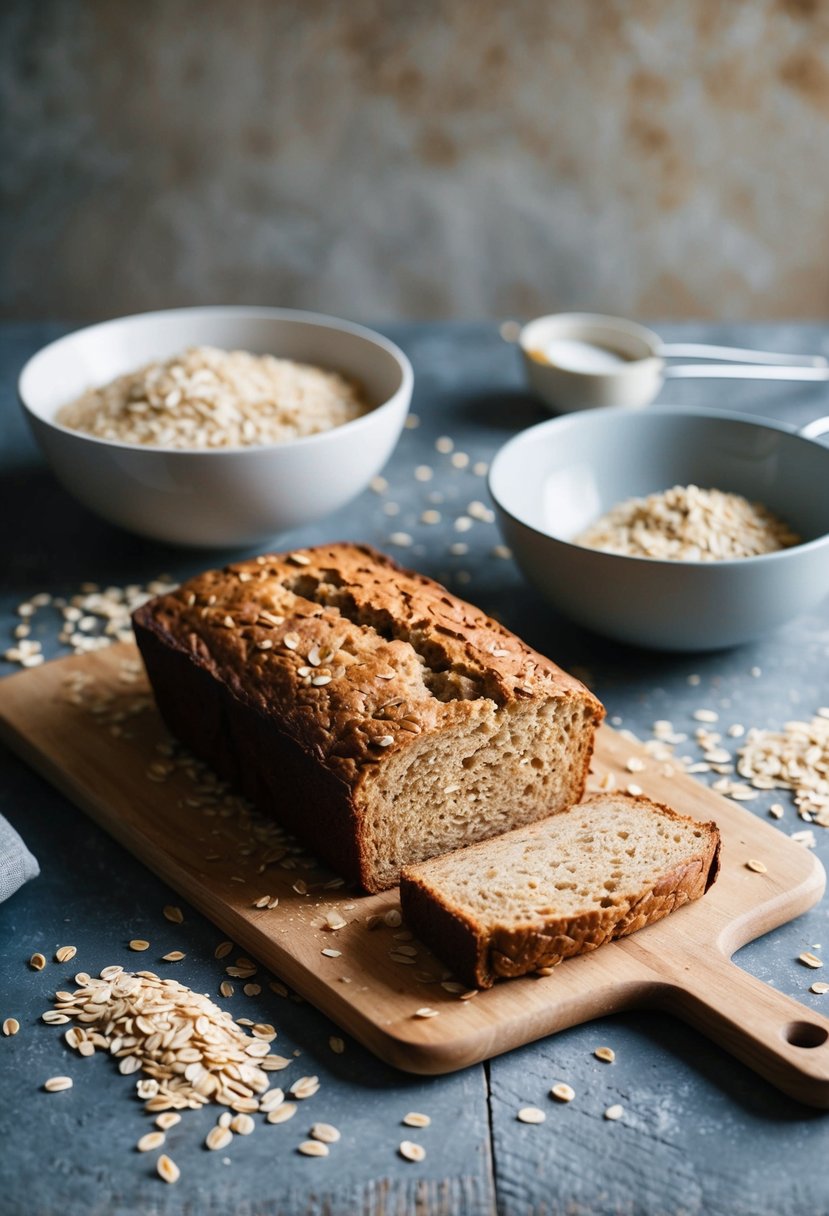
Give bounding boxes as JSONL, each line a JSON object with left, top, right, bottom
{"left": 659, "top": 947, "right": 829, "bottom": 1108}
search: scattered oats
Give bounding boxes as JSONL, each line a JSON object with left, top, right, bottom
{"left": 399, "top": 1140, "right": 426, "bottom": 1161}
{"left": 745, "top": 859, "right": 767, "bottom": 874}
{"left": 626, "top": 783, "right": 643, "bottom": 797}
{"left": 727, "top": 724, "right": 745, "bottom": 739}
{"left": 156, "top": 1112, "right": 181, "bottom": 1130}
{"left": 769, "top": 804, "right": 785, "bottom": 819}
{"left": 288, "top": 552, "right": 311, "bottom": 567}
{"left": 792, "top": 829, "right": 817, "bottom": 848}
{"left": 29, "top": 953, "right": 46, "bottom": 971}
{"left": 259, "top": 1088, "right": 285, "bottom": 1112}
{"left": 329, "top": 1036, "right": 345, "bottom": 1054}
{"left": 253, "top": 895, "right": 272, "bottom": 909}
{"left": 292, "top": 880, "right": 308, "bottom": 895}
{"left": 594, "top": 1046, "right": 615, "bottom": 1063}
{"left": 310, "top": 1122, "right": 341, "bottom": 1143}
{"left": 467, "top": 500, "right": 495, "bottom": 523}
{"left": 383, "top": 502, "right": 401, "bottom": 516}
{"left": 243, "top": 983, "right": 262, "bottom": 996}
{"left": 459, "top": 989, "right": 479, "bottom": 1001}
{"left": 421, "top": 509, "right": 442, "bottom": 525}
{"left": 604, "top": 1104, "right": 624, "bottom": 1121}
{"left": 321, "top": 948, "right": 342, "bottom": 958}
{"left": 436, "top": 436, "right": 454, "bottom": 454}
{"left": 54, "top": 946, "right": 77, "bottom": 964}
{"left": 517, "top": 1107, "right": 546, "bottom": 1124}
{"left": 389, "top": 532, "right": 413, "bottom": 547}
{"left": 44, "top": 1076, "right": 73, "bottom": 1092}
{"left": 220, "top": 981, "right": 235, "bottom": 998}
{"left": 41, "top": 1011, "right": 70, "bottom": 1025}
{"left": 414, "top": 1008, "right": 439, "bottom": 1019}
{"left": 441, "top": 981, "right": 466, "bottom": 994}
{"left": 598, "top": 772, "right": 616, "bottom": 792}
{"left": 384, "top": 909, "right": 403, "bottom": 928}
{"left": 473, "top": 461, "right": 489, "bottom": 477}
{"left": 403, "top": 1112, "right": 431, "bottom": 1128}
{"left": 625, "top": 757, "right": 645, "bottom": 773}
{"left": 137, "top": 1131, "right": 166, "bottom": 1152}
{"left": 266, "top": 1102, "right": 297, "bottom": 1123}
{"left": 390, "top": 952, "right": 417, "bottom": 965}
{"left": 810, "top": 981, "right": 829, "bottom": 994}
{"left": 750, "top": 666, "right": 762, "bottom": 677}
{"left": 370, "top": 476, "right": 388, "bottom": 494}
{"left": 262, "top": 1054, "right": 292, "bottom": 1070}
{"left": 404, "top": 413, "right": 420, "bottom": 429}
{"left": 451, "top": 452, "right": 470, "bottom": 469}
{"left": 231, "top": 1113, "right": 256, "bottom": 1135}
{"left": 269, "top": 980, "right": 289, "bottom": 997}
{"left": 3, "top": 1018, "right": 20, "bottom": 1036}
{"left": 128, "top": 940, "right": 150, "bottom": 952}
{"left": 449, "top": 542, "right": 469, "bottom": 556}
{"left": 298, "top": 1139, "right": 329, "bottom": 1157}
{"left": 376, "top": 735, "right": 395, "bottom": 748}
{"left": 291, "top": 1076, "right": 321, "bottom": 1099}
{"left": 324, "top": 911, "right": 347, "bottom": 931}
{"left": 693, "top": 709, "right": 719, "bottom": 723}
{"left": 161, "top": 951, "right": 185, "bottom": 962}
{"left": 157, "top": 1154, "right": 180, "bottom": 1184}
{"left": 688, "top": 674, "right": 701, "bottom": 686}
{"left": 206, "top": 1125, "right": 233, "bottom": 1151}
{"left": 551, "top": 1083, "right": 575, "bottom": 1103}
{"left": 163, "top": 905, "right": 184, "bottom": 924}
{"left": 415, "top": 465, "right": 433, "bottom": 482}
{"left": 799, "top": 952, "right": 823, "bottom": 969}
{"left": 454, "top": 515, "right": 473, "bottom": 532}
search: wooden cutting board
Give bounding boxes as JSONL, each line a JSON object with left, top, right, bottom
{"left": 1, "top": 643, "right": 828, "bottom": 1107}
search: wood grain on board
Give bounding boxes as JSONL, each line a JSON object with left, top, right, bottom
{"left": 1, "top": 643, "right": 828, "bottom": 1106}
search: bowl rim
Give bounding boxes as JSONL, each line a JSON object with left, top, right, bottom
{"left": 17, "top": 305, "right": 414, "bottom": 457}
{"left": 488, "top": 404, "right": 829, "bottom": 570}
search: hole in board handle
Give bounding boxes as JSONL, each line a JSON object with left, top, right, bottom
{"left": 784, "top": 1021, "right": 829, "bottom": 1049}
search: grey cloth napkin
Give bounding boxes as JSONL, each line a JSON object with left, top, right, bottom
{"left": 0, "top": 813, "right": 39, "bottom": 902}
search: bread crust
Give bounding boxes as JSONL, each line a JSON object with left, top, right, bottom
{"left": 133, "top": 543, "right": 604, "bottom": 892}
{"left": 400, "top": 794, "right": 721, "bottom": 988}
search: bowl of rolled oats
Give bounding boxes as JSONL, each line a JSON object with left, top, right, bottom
{"left": 489, "top": 406, "right": 829, "bottom": 650}
{"left": 19, "top": 307, "right": 413, "bottom": 546}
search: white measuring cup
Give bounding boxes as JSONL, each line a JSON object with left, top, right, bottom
{"left": 517, "top": 312, "right": 829, "bottom": 412}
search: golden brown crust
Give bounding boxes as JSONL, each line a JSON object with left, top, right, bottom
{"left": 133, "top": 543, "right": 604, "bottom": 892}
{"left": 400, "top": 795, "right": 721, "bottom": 988}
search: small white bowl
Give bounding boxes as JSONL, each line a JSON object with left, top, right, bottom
{"left": 519, "top": 313, "right": 663, "bottom": 413}
{"left": 18, "top": 306, "right": 413, "bottom": 548}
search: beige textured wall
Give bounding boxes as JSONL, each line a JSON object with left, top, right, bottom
{"left": 4, "top": 0, "right": 829, "bottom": 321}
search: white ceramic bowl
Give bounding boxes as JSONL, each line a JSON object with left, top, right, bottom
{"left": 519, "top": 313, "right": 664, "bottom": 412}
{"left": 18, "top": 306, "right": 413, "bottom": 547}
{"left": 489, "top": 406, "right": 829, "bottom": 651}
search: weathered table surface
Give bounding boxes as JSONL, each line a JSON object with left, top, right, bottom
{"left": 1, "top": 320, "right": 828, "bottom": 1216}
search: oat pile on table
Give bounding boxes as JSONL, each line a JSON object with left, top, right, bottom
{"left": 57, "top": 346, "right": 369, "bottom": 449}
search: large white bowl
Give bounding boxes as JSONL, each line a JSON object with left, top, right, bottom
{"left": 489, "top": 406, "right": 829, "bottom": 651}
{"left": 18, "top": 306, "right": 413, "bottom": 547}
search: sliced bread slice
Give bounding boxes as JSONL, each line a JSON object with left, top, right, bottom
{"left": 399, "top": 793, "right": 721, "bottom": 988}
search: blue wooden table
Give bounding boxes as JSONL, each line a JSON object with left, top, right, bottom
{"left": 1, "top": 321, "right": 828, "bottom": 1216}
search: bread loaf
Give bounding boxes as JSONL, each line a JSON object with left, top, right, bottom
{"left": 400, "top": 793, "right": 720, "bottom": 987}
{"left": 133, "top": 543, "right": 604, "bottom": 892}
